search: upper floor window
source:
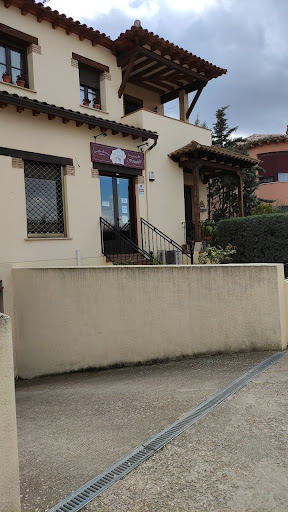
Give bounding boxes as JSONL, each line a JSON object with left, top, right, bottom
{"left": 24, "top": 161, "right": 66, "bottom": 237}
{"left": 124, "top": 94, "right": 143, "bottom": 115}
{"left": 72, "top": 53, "right": 109, "bottom": 110}
{"left": 79, "top": 63, "right": 101, "bottom": 108}
{"left": 0, "top": 40, "right": 27, "bottom": 86}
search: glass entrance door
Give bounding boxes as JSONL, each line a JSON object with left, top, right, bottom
{"left": 100, "top": 175, "right": 135, "bottom": 254}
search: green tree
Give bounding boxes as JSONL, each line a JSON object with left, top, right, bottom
{"left": 208, "top": 106, "right": 259, "bottom": 220}
{"left": 194, "top": 113, "right": 208, "bottom": 129}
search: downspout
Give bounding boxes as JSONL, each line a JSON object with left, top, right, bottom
{"left": 147, "top": 135, "right": 158, "bottom": 151}
{"left": 144, "top": 135, "right": 158, "bottom": 223}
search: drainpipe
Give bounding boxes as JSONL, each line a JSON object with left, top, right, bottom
{"left": 148, "top": 136, "right": 158, "bottom": 151}
{"left": 76, "top": 250, "right": 81, "bottom": 267}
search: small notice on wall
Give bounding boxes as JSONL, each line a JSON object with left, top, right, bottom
{"left": 122, "top": 206, "right": 128, "bottom": 213}
{"left": 121, "top": 198, "right": 128, "bottom": 204}
{"left": 139, "top": 184, "right": 144, "bottom": 196}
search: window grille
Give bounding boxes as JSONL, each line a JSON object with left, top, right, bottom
{"left": 24, "top": 161, "right": 65, "bottom": 237}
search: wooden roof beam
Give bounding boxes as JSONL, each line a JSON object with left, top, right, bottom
{"left": 146, "top": 78, "right": 175, "bottom": 91}
{"left": 129, "top": 58, "right": 156, "bottom": 76}
{"left": 161, "top": 80, "right": 203, "bottom": 104}
{"left": 118, "top": 51, "right": 138, "bottom": 98}
{"left": 186, "top": 86, "right": 205, "bottom": 119}
{"left": 131, "top": 79, "right": 167, "bottom": 95}
{"left": 137, "top": 46, "right": 209, "bottom": 83}
{"left": 140, "top": 65, "right": 171, "bottom": 80}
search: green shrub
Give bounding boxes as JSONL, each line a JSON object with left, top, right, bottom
{"left": 252, "top": 203, "right": 273, "bottom": 215}
{"left": 273, "top": 205, "right": 288, "bottom": 214}
{"left": 217, "top": 213, "right": 288, "bottom": 263}
{"left": 198, "top": 244, "right": 236, "bottom": 264}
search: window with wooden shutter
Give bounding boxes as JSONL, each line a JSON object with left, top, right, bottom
{"left": 79, "top": 63, "right": 101, "bottom": 107}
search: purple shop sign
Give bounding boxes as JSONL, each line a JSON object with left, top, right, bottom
{"left": 90, "top": 143, "right": 144, "bottom": 170}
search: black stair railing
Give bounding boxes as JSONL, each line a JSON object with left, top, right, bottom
{"left": 100, "top": 217, "right": 152, "bottom": 265}
{"left": 141, "top": 218, "right": 192, "bottom": 265}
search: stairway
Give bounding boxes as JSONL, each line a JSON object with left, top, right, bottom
{"left": 105, "top": 253, "right": 151, "bottom": 265}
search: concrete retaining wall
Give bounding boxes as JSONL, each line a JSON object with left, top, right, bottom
{"left": 0, "top": 314, "right": 21, "bottom": 511}
{"left": 13, "top": 264, "right": 287, "bottom": 379}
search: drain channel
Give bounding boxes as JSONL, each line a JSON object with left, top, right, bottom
{"left": 48, "top": 352, "right": 285, "bottom": 512}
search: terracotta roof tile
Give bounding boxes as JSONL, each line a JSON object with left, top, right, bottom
{"left": 169, "top": 141, "right": 259, "bottom": 165}
{"left": 0, "top": 90, "right": 158, "bottom": 139}
{"left": 115, "top": 26, "right": 226, "bottom": 79}
{"left": 245, "top": 134, "right": 288, "bottom": 147}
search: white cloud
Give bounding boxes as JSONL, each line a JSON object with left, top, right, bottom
{"left": 47, "top": 0, "right": 232, "bottom": 20}
{"left": 47, "top": 0, "right": 159, "bottom": 20}
{"left": 164, "top": 0, "right": 216, "bottom": 13}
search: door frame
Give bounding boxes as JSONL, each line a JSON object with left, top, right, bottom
{"left": 99, "top": 171, "right": 137, "bottom": 244}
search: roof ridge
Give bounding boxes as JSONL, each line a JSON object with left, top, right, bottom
{"left": 1, "top": 0, "right": 113, "bottom": 47}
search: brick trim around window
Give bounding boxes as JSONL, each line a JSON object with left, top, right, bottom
{"left": 72, "top": 53, "right": 109, "bottom": 73}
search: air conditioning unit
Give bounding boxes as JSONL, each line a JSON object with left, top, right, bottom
{"left": 158, "top": 249, "right": 182, "bottom": 265}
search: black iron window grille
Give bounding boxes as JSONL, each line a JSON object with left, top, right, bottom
{"left": 24, "top": 161, "right": 65, "bottom": 237}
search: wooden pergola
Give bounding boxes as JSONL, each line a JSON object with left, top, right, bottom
{"left": 114, "top": 22, "right": 227, "bottom": 120}
{"left": 169, "top": 141, "right": 259, "bottom": 241}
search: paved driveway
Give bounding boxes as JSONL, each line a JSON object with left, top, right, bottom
{"left": 16, "top": 351, "right": 282, "bottom": 512}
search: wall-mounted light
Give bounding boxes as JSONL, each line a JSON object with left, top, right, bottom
{"left": 137, "top": 142, "right": 149, "bottom": 152}
{"left": 93, "top": 132, "right": 107, "bottom": 142}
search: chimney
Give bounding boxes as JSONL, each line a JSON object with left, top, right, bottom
{"left": 133, "top": 20, "right": 142, "bottom": 28}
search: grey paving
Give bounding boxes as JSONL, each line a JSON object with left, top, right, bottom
{"left": 16, "top": 351, "right": 277, "bottom": 512}
{"left": 85, "top": 353, "right": 288, "bottom": 512}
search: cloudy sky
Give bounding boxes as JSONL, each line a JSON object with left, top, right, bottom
{"left": 47, "top": 0, "right": 288, "bottom": 137}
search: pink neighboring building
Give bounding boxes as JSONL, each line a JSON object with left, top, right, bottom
{"left": 246, "top": 131, "right": 288, "bottom": 205}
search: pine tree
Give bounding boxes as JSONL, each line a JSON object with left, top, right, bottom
{"left": 208, "top": 106, "right": 259, "bottom": 219}
{"left": 194, "top": 113, "right": 208, "bottom": 129}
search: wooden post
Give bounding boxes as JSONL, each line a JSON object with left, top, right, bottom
{"left": 179, "top": 90, "right": 188, "bottom": 122}
{"left": 192, "top": 164, "right": 201, "bottom": 241}
{"left": 237, "top": 171, "right": 244, "bottom": 217}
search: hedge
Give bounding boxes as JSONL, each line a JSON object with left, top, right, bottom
{"left": 217, "top": 213, "right": 288, "bottom": 263}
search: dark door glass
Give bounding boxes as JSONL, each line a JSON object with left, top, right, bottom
{"left": 100, "top": 175, "right": 135, "bottom": 254}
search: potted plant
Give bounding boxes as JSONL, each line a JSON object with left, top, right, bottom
{"left": 2, "top": 71, "right": 11, "bottom": 83}
{"left": 82, "top": 97, "right": 90, "bottom": 107}
{"left": 201, "top": 220, "right": 215, "bottom": 242}
{"left": 93, "top": 96, "right": 101, "bottom": 110}
{"left": 16, "top": 74, "right": 26, "bottom": 87}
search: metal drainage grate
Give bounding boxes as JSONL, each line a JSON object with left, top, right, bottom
{"left": 48, "top": 352, "right": 285, "bottom": 512}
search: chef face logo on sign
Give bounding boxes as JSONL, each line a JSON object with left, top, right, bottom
{"left": 110, "top": 148, "right": 126, "bottom": 165}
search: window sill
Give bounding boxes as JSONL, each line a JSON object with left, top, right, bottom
{"left": 0, "top": 80, "right": 36, "bottom": 93}
{"left": 25, "top": 237, "right": 72, "bottom": 241}
{"left": 80, "top": 104, "right": 108, "bottom": 114}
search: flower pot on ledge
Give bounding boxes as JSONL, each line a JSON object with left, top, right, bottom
{"left": 93, "top": 103, "right": 101, "bottom": 110}
{"left": 16, "top": 79, "right": 25, "bottom": 87}
{"left": 2, "top": 74, "right": 11, "bottom": 83}
{"left": 83, "top": 99, "right": 90, "bottom": 107}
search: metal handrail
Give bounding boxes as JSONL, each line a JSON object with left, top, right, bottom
{"left": 140, "top": 218, "right": 192, "bottom": 264}
{"left": 141, "top": 218, "right": 192, "bottom": 257}
{"left": 100, "top": 217, "right": 151, "bottom": 264}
